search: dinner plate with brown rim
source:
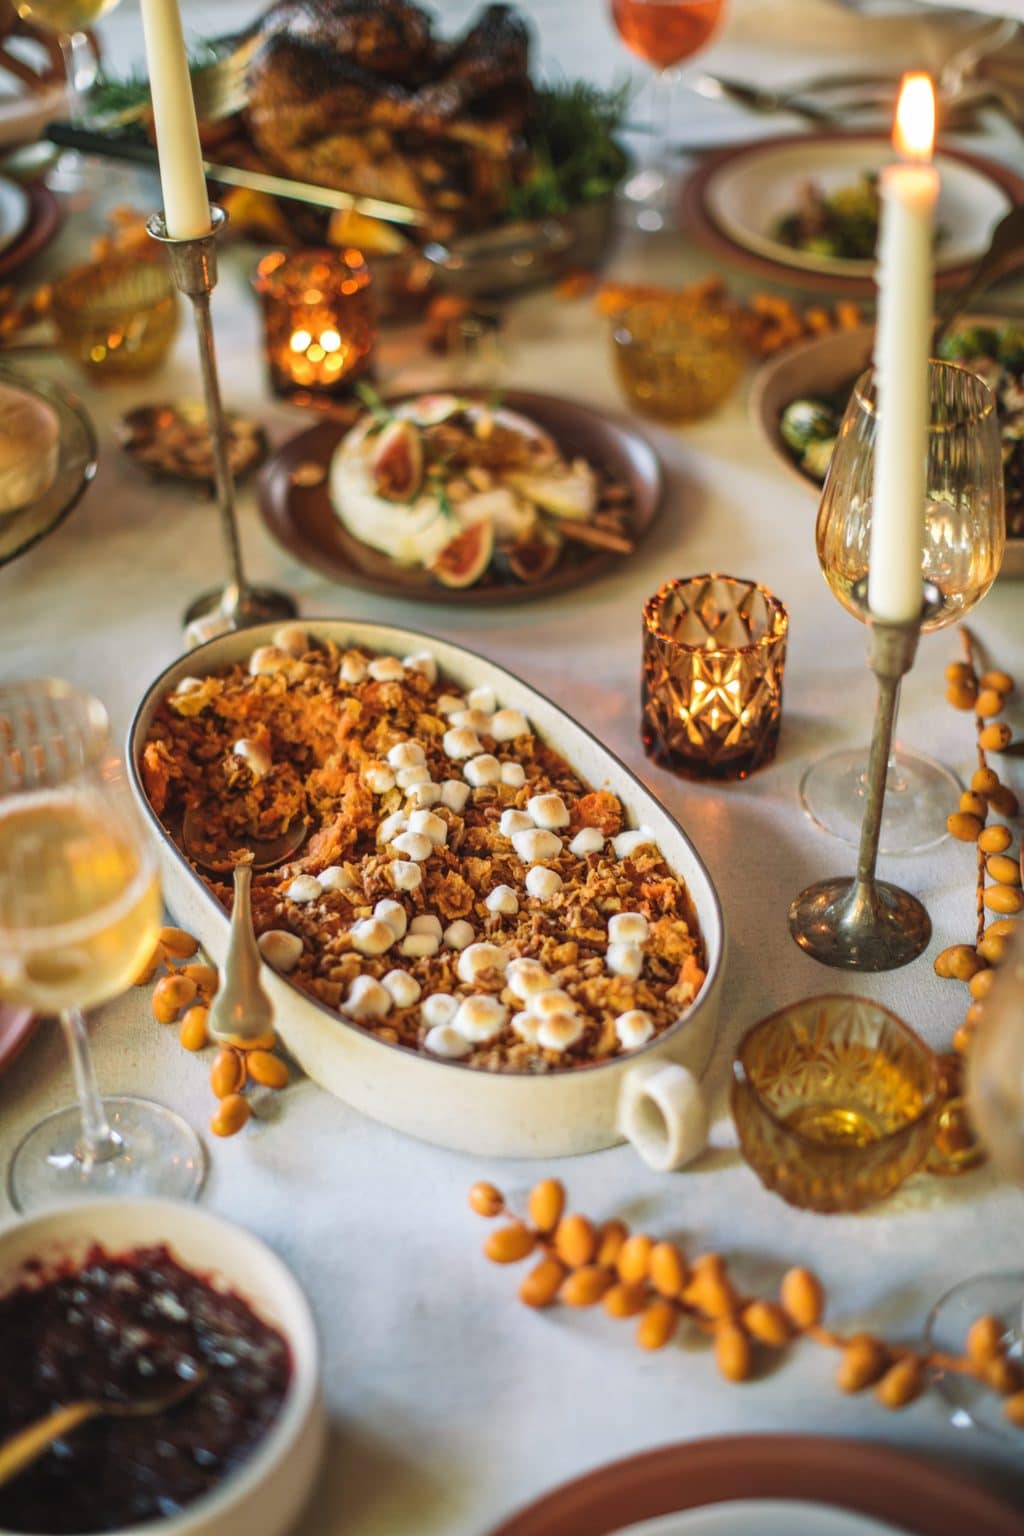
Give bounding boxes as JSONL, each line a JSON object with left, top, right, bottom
{"left": 487, "top": 1434, "right": 1023, "bottom": 1536}
{"left": 0, "top": 180, "right": 60, "bottom": 282}
{"left": 257, "top": 389, "right": 663, "bottom": 606}
{"left": 680, "top": 134, "right": 1024, "bottom": 296}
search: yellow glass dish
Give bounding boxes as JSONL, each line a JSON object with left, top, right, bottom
{"left": 50, "top": 255, "right": 179, "bottom": 382}
{"left": 731, "top": 995, "right": 940, "bottom": 1213}
{"left": 611, "top": 298, "right": 743, "bottom": 423}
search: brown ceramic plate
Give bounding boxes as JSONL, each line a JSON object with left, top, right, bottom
{"left": 0, "top": 180, "right": 60, "bottom": 281}
{"left": 488, "top": 1434, "right": 1023, "bottom": 1536}
{"left": 257, "top": 389, "right": 663, "bottom": 606}
{"left": 0, "top": 1004, "right": 39, "bottom": 1077}
{"left": 749, "top": 319, "right": 1024, "bottom": 579}
{"left": 681, "top": 134, "right": 1024, "bottom": 296}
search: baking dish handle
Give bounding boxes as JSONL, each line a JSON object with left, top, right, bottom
{"left": 616, "top": 1060, "right": 709, "bottom": 1172}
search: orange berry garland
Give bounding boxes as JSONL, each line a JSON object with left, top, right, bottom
{"left": 469, "top": 1179, "right": 1024, "bottom": 1426}
{"left": 133, "top": 925, "right": 292, "bottom": 1135}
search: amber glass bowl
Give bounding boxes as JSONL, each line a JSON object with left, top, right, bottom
{"left": 50, "top": 254, "right": 179, "bottom": 381}
{"left": 731, "top": 995, "right": 940, "bottom": 1213}
{"left": 611, "top": 298, "right": 743, "bottom": 422}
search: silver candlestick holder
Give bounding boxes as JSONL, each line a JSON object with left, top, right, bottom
{"left": 789, "top": 578, "right": 941, "bottom": 971}
{"left": 147, "top": 207, "right": 296, "bottom": 635}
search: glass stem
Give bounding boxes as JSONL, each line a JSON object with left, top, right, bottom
{"left": 59, "top": 1008, "right": 122, "bottom": 1167}
{"left": 648, "top": 66, "right": 679, "bottom": 176}
{"left": 885, "top": 680, "right": 908, "bottom": 793}
{"left": 58, "top": 30, "right": 97, "bottom": 127}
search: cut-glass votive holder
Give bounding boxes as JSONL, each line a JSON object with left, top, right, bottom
{"left": 253, "top": 247, "right": 375, "bottom": 400}
{"left": 642, "top": 574, "right": 788, "bottom": 781}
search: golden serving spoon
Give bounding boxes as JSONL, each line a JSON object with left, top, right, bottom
{"left": 0, "top": 1372, "right": 205, "bottom": 1490}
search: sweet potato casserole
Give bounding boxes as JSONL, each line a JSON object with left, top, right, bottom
{"left": 142, "top": 628, "right": 706, "bottom": 1071}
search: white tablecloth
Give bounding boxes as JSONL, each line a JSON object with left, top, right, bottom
{"left": 3, "top": 2, "right": 1024, "bottom": 1531}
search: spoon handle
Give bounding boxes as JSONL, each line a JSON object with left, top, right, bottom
{"left": 208, "top": 863, "right": 275, "bottom": 1046}
{"left": 0, "top": 1401, "right": 97, "bottom": 1489}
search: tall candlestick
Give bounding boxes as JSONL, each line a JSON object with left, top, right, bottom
{"left": 867, "top": 72, "right": 939, "bottom": 623}
{"left": 139, "top": 0, "right": 211, "bottom": 240}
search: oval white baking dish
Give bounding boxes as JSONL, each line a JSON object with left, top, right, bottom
{"left": 128, "top": 620, "right": 726, "bottom": 1160}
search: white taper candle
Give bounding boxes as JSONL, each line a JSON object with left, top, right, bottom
{"left": 867, "top": 74, "right": 939, "bottom": 624}
{"left": 139, "top": 0, "right": 211, "bottom": 240}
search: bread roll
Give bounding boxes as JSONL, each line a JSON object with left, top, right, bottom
{"left": 0, "top": 382, "right": 60, "bottom": 515}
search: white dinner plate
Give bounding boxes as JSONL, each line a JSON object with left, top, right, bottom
{"left": 702, "top": 136, "right": 1011, "bottom": 279}
{"left": 0, "top": 174, "right": 30, "bottom": 254}
{"left": 615, "top": 1499, "right": 910, "bottom": 1536}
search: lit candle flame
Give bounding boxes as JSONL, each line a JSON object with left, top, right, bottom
{"left": 893, "top": 72, "right": 936, "bottom": 161}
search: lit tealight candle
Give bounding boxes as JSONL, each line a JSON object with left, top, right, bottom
{"left": 867, "top": 72, "right": 939, "bottom": 623}
{"left": 139, "top": 0, "right": 212, "bottom": 240}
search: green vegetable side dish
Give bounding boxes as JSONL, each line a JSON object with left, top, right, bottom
{"left": 772, "top": 171, "right": 947, "bottom": 263}
{"left": 779, "top": 323, "right": 1024, "bottom": 539}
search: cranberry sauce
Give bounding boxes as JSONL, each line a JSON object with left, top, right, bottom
{"left": 0, "top": 1245, "right": 291, "bottom": 1534}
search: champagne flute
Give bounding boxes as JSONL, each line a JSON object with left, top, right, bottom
{"left": 802, "top": 360, "right": 1005, "bottom": 854}
{"left": 0, "top": 679, "right": 205, "bottom": 1214}
{"left": 12, "top": 0, "right": 119, "bottom": 191}
{"left": 610, "top": 0, "right": 727, "bottom": 230}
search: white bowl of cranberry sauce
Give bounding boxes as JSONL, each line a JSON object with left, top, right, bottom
{"left": 0, "top": 1200, "right": 325, "bottom": 1536}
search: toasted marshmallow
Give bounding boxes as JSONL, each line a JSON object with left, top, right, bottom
{"left": 615, "top": 1009, "right": 655, "bottom": 1050}
{"left": 527, "top": 793, "right": 570, "bottom": 830}
{"left": 286, "top": 874, "right": 322, "bottom": 904}
{"left": 421, "top": 992, "right": 458, "bottom": 1028}
{"left": 531, "top": 988, "right": 575, "bottom": 1017}
{"left": 436, "top": 693, "right": 464, "bottom": 716}
{"left": 319, "top": 865, "right": 357, "bottom": 892}
{"left": 396, "top": 765, "right": 431, "bottom": 789}
{"left": 612, "top": 827, "right": 658, "bottom": 860}
{"left": 491, "top": 709, "right": 529, "bottom": 743}
{"left": 402, "top": 650, "right": 437, "bottom": 684}
{"left": 608, "top": 912, "right": 649, "bottom": 945}
{"left": 391, "top": 830, "right": 432, "bottom": 862}
{"left": 457, "top": 942, "right": 506, "bottom": 983}
{"left": 449, "top": 708, "right": 492, "bottom": 734}
{"left": 410, "top": 914, "right": 442, "bottom": 938}
{"left": 424, "top": 1023, "right": 471, "bottom": 1059}
{"left": 453, "top": 994, "right": 508, "bottom": 1043}
{"left": 525, "top": 866, "right": 563, "bottom": 901}
{"left": 374, "top": 899, "right": 408, "bottom": 941}
{"left": 441, "top": 779, "right": 471, "bottom": 813}
{"left": 443, "top": 727, "right": 482, "bottom": 760}
{"left": 467, "top": 686, "right": 496, "bottom": 715}
{"left": 232, "top": 737, "right": 272, "bottom": 779}
{"left": 500, "top": 809, "right": 533, "bottom": 838}
{"left": 367, "top": 656, "right": 405, "bottom": 683}
{"left": 506, "top": 958, "right": 552, "bottom": 1000}
{"left": 343, "top": 976, "right": 391, "bottom": 1019}
{"left": 485, "top": 884, "right": 519, "bottom": 916}
{"left": 401, "top": 931, "right": 439, "bottom": 958}
{"left": 383, "top": 970, "right": 421, "bottom": 1009}
{"left": 537, "top": 1013, "right": 583, "bottom": 1052}
{"left": 500, "top": 761, "right": 526, "bottom": 788}
{"left": 248, "top": 645, "right": 289, "bottom": 676}
{"left": 273, "top": 624, "right": 309, "bottom": 658}
{"left": 351, "top": 918, "right": 395, "bottom": 957}
{"left": 443, "top": 920, "right": 475, "bottom": 951}
{"left": 465, "top": 754, "right": 502, "bottom": 788}
{"left": 340, "top": 652, "right": 368, "bottom": 685}
{"left": 387, "top": 740, "right": 426, "bottom": 771}
{"left": 174, "top": 676, "right": 204, "bottom": 695}
{"left": 569, "top": 827, "right": 604, "bottom": 857}
{"left": 406, "top": 781, "right": 442, "bottom": 808}
{"left": 512, "top": 827, "right": 562, "bottom": 864}
{"left": 607, "top": 942, "right": 643, "bottom": 979}
{"left": 377, "top": 810, "right": 408, "bottom": 844}
{"left": 408, "top": 809, "right": 447, "bottom": 846}
{"left": 390, "top": 860, "right": 423, "bottom": 892}
{"left": 257, "top": 930, "right": 303, "bottom": 972}
{"left": 364, "top": 763, "right": 397, "bottom": 795}
{"left": 511, "top": 1010, "right": 541, "bottom": 1043}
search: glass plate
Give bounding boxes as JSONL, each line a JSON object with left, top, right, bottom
{"left": 0, "top": 367, "right": 98, "bottom": 567}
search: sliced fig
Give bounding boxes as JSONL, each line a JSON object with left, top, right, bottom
{"left": 430, "top": 518, "right": 493, "bottom": 588}
{"left": 507, "top": 523, "right": 562, "bottom": 584}
{"left": 371, "top": 419, "right": 423, "bottom": 501}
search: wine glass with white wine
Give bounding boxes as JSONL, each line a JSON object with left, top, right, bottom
{"left": 802, "top": 359, "right": 1005, "bottom": 853}
{"left": 0, "top": 678, "right": 205, "bottom": 1214}
{"left": 12, "top": 0, "right": 119, "bottom": 189}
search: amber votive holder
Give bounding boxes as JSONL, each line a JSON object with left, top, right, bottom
{"left": 253, "top": 247, "right": 375, "bottom": 400}
{"left": 642, "top": 574, "right": 788, "bottom": 781}
{"left": 50, "top": 252, "right": 179, "bottom": 381}
{"left": 731, "top": 995, "right": 940, "bottom": 1213}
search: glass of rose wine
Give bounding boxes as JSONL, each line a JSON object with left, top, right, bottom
{"left": 0, "top": 679, "right": 205, "bottom": 1213}
{"left": 609, "top": 0, "right": 726, "bottom": 228}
